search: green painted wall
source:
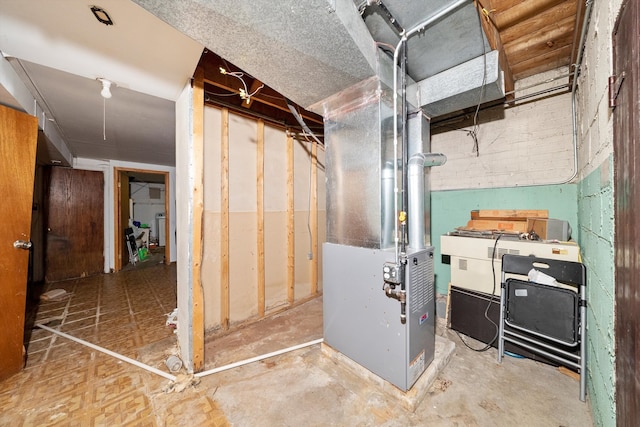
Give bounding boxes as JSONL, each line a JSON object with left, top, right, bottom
{"left": 577, "top": 155, "right": 615, "bottom": 426}
{"left": 431, "top": 184, "right": 578, "bottom": 295}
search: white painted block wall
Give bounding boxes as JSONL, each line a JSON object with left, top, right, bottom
{"left": 431, "top": 68, "right": 576, "bottom": 191}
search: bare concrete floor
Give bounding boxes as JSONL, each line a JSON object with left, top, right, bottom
{"left": 3, "top": 264, "right": 593, "bottom": 425}
{"left": 191, "top": 297, "right": 593, "bottom": 426}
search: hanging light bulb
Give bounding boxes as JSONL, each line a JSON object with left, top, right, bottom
{"left": 97, "top": 78, "right": 112, "bottom": 99}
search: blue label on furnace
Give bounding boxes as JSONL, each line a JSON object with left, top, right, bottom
{"left": 419, "top": 312, "right": 428, "bottom": 325}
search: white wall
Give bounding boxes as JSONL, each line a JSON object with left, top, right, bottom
{"left": 431, "top": 67, "right": 576, "bottom": 191}
{"left": 130, "top": 182, "right": 166, "bottom": 242}
{"left": 73, "top": 157, "right": 177, "bottom": 272}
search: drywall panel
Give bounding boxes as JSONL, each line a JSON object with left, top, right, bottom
{"left": 229, "top": 212, "right": 258, "bottom": 323}
{"left": 175, "top": 80, "right": 193, "bottom": 370}
{"left": 229, "top": 114, "right": 257, "bottom": 213}
{"left": 264, "top": 125, "right": 288, "bottom": 211}
{"left": 264, "top": 212, "right": 288, "bottom": 307}
{"left": 204, "top": 106, "right": 222, "bottom": 211}
{"left": 201, "top": 211, "right": 222, "bottom": 329}
{"left": 293, "top": 137, "right": 315, "bottom": 210}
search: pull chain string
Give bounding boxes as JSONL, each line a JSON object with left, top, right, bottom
{"left": 103, "top": 96, "right": 106, "bottom": 140}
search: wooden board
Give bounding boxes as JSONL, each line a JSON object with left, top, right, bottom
{"left": 286, "top": 134, "right": 295, "bottom": 304}
{"left": 220, "top": 108, "right": 230, "bottom": 330}
{"left": 256, "top": 120, "right": 265, "bottom": 317}
{"left": 191, "top": 66, "right": 205, "bottom": 371}
{"left": 466, "top": 219, "right": 528, "bottom": 232}
{"left": 471, "top": 209, "right": 549, "bottom": 220}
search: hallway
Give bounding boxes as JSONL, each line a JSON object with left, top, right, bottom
{"left": 1, "top": 263, "right": 593, "bottom": 426}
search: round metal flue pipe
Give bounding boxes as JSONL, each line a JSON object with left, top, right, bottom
{"left": 408, "top": 153, "right": 447, "bottom": 249}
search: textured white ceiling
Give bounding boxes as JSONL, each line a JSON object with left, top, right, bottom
{"left": 0, "top": 0, "right": 204, "bottom": 166}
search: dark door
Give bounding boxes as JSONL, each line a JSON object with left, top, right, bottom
{"left": 613, "top": 0, "right": 640, "bottom": 423}
{"left": 0, "top": 105, "right": 38, "bottom": 380}
{"left": 45, "top": 167, "right": 104, "bottom": 282}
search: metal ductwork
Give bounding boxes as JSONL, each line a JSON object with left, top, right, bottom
{"left": 132, "top": 0, "right": 504, "bottom": 116}
{"left": 131, "top": 0, "right": 380, "bottom": 112}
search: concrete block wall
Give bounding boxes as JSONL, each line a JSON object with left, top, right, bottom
{"left": 430, "top": 69, "right": 580, "bottom": 296}
{"left": 431, "top": 68, "right": 575, "bottom": 191}
{"left": 573, "top": 0, "right": 623, "bottom": 424}
{"left": 430, "top": 21, "right": 620, "bottom": 421}
{"left": 577, "top": 158, "right": 615, "bottom": 427}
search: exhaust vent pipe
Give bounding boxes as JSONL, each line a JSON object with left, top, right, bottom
{"left": 408, "top": 153, "right": 446, "bottom": 249}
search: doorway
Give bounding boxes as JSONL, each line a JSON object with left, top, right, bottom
{"left": 114, "top": 167, "right": 171, "bottom": 272}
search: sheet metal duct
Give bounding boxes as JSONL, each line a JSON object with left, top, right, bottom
{"left": 132, "top": 0, "right": 503, "bottom": 116}
{"left": 321, "top": 75, "right": 396, "bottom": 249}
{"left": 357, "top": 0, "right": 490, "bottom": 80}
{"left": 412, "top": 50, "right": 504, "bottom": 117}
{"left": 131, "top": 0, "right": 380, "bottom": 112}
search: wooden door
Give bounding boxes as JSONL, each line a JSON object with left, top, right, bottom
{"left": 119, "top": 171, "right": 131, "bottom": 268}
{"left": 0, "top": 104, "right": 38, "bottom": 380}
{"left": 45, "top": 168, "right": 104, "bottom": 282}
{"left": 613, "top": 0, "right": 640, "bottom": 423}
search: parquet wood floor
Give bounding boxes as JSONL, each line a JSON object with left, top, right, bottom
{"left": 0, "top": 263, "right": 229, "bottom": 426}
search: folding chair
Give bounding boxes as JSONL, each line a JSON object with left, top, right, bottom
{"left": 497, "top": 254, "right": 587, "bottom": 401}
{"left": 124, "top": 227, "right": 139, "bottom": 265}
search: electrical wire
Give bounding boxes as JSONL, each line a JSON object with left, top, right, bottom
{"left": 103, "top": 97, "right": 106, "bottom": 141}
{"left": 219, "top": 66, "right": 264, "bottom": 104}
{"left": 469, "top": 1, "right": 489, "bottom": 157}
{"left": 455, "top": 233, "right": 502, "bottom": 352}
{"left": 298, "top": 131, "right": 316, "bottom": 259}
{"left": 285, "top": 98, "right": 324, "bottom": 146}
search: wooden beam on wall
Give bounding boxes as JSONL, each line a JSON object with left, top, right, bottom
{"left": 287, "top": 133, "right": 295, "bottom": 304}
{"left": 192, "top": 66, "right": 205, "bottom": 372}
{"left": 257, "top": 120, "right": 265, "bottom": 317}
{"left": 310, "top": 141, "right": 318, "bottom": 295}
{"left": 203, "top": 75, "right": 323, "bottom": 126}
{"left": 221, "top": 108, "right": 230, "bottom": 330}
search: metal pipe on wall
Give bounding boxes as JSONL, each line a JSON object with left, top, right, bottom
{"left": 392, "top": 0, "right": 470, "bottom": 263}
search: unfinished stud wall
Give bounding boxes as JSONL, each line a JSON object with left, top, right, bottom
{"left": 574, "top": 0, "right": 621, "bottom": 424}
{"left": 202, "top": 105, "right": 325, "bottom": 331}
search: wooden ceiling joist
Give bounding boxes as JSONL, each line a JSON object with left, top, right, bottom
{"left": 510, "top": 44, "right": 573, "bottom": 79}
{"left": 505, "top": 16, "right": 576, "bottom": 66}
{"left": 204, "top": 77, "right": 323, "bottom": 127}
{"left": 499, "top": 1, "right": 577, "bottom": 45}
{"left": 493, "top": 0, "right": 566, "bottom": 30}
{"left": 476, "top": 0, "right": 515, "bottom": 97}
{"left": 481, "top": 0, "right": 581, "bottom": 84}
